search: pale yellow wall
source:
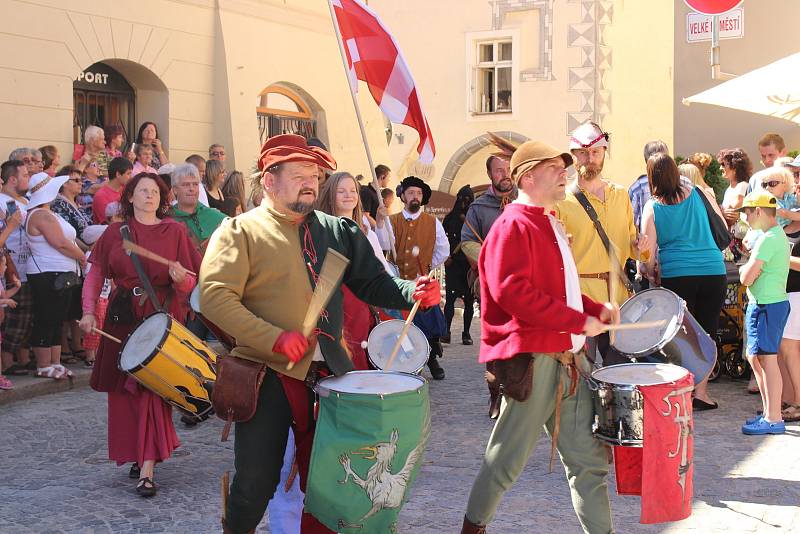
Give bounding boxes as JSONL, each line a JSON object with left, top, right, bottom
{"left": 369, "top": 0, "right": 583, "bottom": 192}
{"left": 216, "top": 0, "right": 390, "bottom": 183}
{"left": 0, "top": 0, "right": 219, "bottom": 163}
{"left": 602, "top": 0, "right": 675, "bottom": 183}
{"left": 674, "top": 0, "right": 800, "bottom": 162}
{"left": 0, "top": 0, "right": 388, "bottom": 181}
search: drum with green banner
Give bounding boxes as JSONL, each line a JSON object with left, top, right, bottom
{"left": 306, "top": 371, "right": 430, "bottom": 533}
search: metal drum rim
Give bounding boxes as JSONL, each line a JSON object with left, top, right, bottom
{"left": 591, "top": 362, "right": 689, "bottom": 386}
{"left": 315, "top": 369, "right": 427, "bottom": 396}
{"left": 612, "top": 287, "right": 686, "bottom": 357}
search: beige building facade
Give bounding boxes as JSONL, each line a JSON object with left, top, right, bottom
{"left": 0, "top": 0, "right": 796, "bottom": 195}
{"left": 0, "top": 0, "right": 389, "bottom": 181}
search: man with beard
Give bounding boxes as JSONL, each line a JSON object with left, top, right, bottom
{"left": 200, "top": 134, "right": 440, "bottom": 534}
{"left": 389, "top": 176, "right": 450, "bottom": 379}
{"left": 461, "top": 153, "right": 517, "bottom": 417}
{"left": 556, "top": 121, "right": 645, "bottom": 364}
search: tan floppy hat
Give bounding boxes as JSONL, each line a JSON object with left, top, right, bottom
{"left": 510, "top": 141, "right": 573, "bottom": 180}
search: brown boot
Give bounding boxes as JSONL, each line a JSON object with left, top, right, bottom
{"left": 461, "top": 516, "right": 487, "bottom": 534}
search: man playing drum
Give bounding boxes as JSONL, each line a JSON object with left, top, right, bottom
{"left": 389, "top": 176, "right": 450, "bottom": 379}
{"left": 461, "top": 140, "right": 618, "bottom": 534}
{"left": 200, "top": 134, "right": 440, "bottom": 534}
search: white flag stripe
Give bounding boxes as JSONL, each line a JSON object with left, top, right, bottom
{"left": 379, "top": 92, "right": 409, "bottom": 122}
{"left": 384, "top": 56, "right": 414, "bottom": 102}
{"left": 346, "top": 38, "right": 360, "bottom": 63}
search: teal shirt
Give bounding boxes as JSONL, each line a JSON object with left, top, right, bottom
{"left": 748, "top": 225, "right": 790, "bottom": 304}
{"left": 651, "top": 189, "right": 725, "bottom": 278}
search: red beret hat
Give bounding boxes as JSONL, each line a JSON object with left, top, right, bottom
{"left": 257, "top": 134, "right": 337, "bottom": 176}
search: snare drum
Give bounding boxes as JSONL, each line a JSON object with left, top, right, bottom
{"left": 610, "top": 288, "right": 717, "bottom": 384}
{"left": 367, "top": 319, "right": 430, "bottom": 374}
{"left": 591, "top": 363, "right": 689, "bottom": 447}
{"left": 119, "top": 312, "right": 218, "bottom": 420}
{"left": 190, "top": 286, "right": 235, "bottom": 350}
{"left": 306, "top": 371, "right": 429, "bottom": 532}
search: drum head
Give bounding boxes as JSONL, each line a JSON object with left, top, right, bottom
{"left": 592, "top": 362, "right": 688, "bottom": 386}
{"left": 612, "top": 288, "right": 683, "bottom": 356}
{"left": 367, "top": 320, "right": 430, "bottom": 373}
{"left": 119, "top": 313, "right": 170, "bottom": 371}
{"left": 317, "top": 370, "right": 425, "bottom": 396}
{"left": 190, "top": 286, "right": 201, "bottom": 313}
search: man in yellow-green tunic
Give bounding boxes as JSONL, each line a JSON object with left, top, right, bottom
{"left": 201, "top": 134, "right": 441, "bottom": 534}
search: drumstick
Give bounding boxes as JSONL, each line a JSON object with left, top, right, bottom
{"left": 76, "top": 321, "right": 122, "bottom": 343}
{"left": 601, "top": 320, "right": 666, "bottom": 332}
{"left": 385, "top": 247, "right": 428, "bottom": 371}
{"left": 122, "top": 240, "right": 197, "bottom": 277}
{"left": 287, "top": 249, "right": 350, "bottom": 371}
{"left": 383, "top": 300, "right": 422, "bottom": 372}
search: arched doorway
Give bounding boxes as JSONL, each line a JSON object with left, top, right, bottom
{"left": 73, "top": 62, "right": 135, "bottom": 144}
{"left": 256, "top": 83, "right": 327, "bottom": 145}
{"left": 72, "top": 59, "right": 169, "bottom": 149}
{"left": 438, "top": 131, "right": 528, "bottom": 194}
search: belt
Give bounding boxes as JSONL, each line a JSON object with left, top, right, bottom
{"left": 579, "top": 272, "right": 609, "bottom": 280}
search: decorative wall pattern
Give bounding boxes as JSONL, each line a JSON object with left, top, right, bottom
{"left": 566, "top": 0, "right": 613, "bottom": 132}
{"left": 492, "top": 0, "right": 554, "bottom": 81}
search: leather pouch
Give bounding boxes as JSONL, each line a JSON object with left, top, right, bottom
{"left": 212, "top": 355, "right": 267, "bottom": 441}
{"left": 107, "top": 290, "right": 136, "bottom": 325}
{"left": 488, "top": 353, "right": 534, "bottom": 402}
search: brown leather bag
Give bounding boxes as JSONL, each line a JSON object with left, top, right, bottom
{"left": 487, "top": 353, "right": 534, "bottom": 402}
{"left": 212, "top": 355, "right": 267, "bottom": 441}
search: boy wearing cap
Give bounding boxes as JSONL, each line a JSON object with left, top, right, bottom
{"left": 462, "top": 140, "right": 616, "bottom": 534}
{"left": 739, "top": 190, "right": 790, "bottom": 435}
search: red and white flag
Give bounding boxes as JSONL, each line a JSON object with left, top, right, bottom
{"left": 331, "top": 0, "right": 435, "bottom": 164}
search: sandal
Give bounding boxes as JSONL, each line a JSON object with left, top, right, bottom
{"left": 53, "top": 364, "right": 74, "bottom": 378}
{"left": 2, "top": 363, "right": 29, "bottom": 376}
{"left": 136, "top": 477, "right": 157, "bottom": 497}
{"left": 0, "top": 375, "right": 14, "bottom": 390}
{"left": 60, "top": 352, "right": 79, "bottom": 364}
{"left": 781, "top": 404, "right": 800, "bottom": 422}
{"left": 35, "top": 366, "right": 66, "bottom": 380}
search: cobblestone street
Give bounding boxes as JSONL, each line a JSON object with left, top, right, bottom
{"left": 1, "top": 316, "right": 798, "bottom": 533}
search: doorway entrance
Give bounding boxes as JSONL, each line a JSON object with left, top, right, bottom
{"left": 73, "top": 62, "right": 135, "bottom": 145}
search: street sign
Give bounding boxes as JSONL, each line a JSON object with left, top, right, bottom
{"left": 684, "top": 0, "right": 743, "bottom": 15}
{"left": 687, "top": 8, "right": 743, "bottom": 43}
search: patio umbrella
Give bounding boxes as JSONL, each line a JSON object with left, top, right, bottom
{"left": 682, "top": 52, "right": 800, "bottom": 123}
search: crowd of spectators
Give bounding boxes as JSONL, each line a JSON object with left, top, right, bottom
{"left": 0, "top": 123, "right": 246, "bottom": 390}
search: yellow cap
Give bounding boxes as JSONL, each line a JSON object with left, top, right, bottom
{"left": 739, "top": 190, "right": 778, "bottom": 210}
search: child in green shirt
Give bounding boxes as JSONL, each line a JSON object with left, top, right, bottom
{"left": 739, "top": 191, "right": 790, "bottom": 435}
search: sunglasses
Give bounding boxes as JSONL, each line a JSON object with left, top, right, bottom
{"left": 762, "top": 180, "right": 784, "bottom": 188}
{"left": 68, "top": 178, "right": 82, "bottom": 183}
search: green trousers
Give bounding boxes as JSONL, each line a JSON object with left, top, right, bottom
{"left": 466, "top": 353, "right": 614, "bottom": 534}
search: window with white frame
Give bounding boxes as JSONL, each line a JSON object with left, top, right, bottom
{"left": 472, "top": 39, "right": 513, "bottom": 114}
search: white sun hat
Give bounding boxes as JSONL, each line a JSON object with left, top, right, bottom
{"left": 28, "top": 174, "right": 70, "bottom": 210}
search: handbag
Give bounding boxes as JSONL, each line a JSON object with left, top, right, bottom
{"left": 107, "top": 289, "right": 137, "bottom": 325}
{"left": 486, "top": 353, "right": 534, "bottom": 402}
{"left": 695, "top": 186, "right": 732, "bottom": 250}
{"left": 212, "top": 355, "right": 267, "bottom": 441}
{"left": 53, "top": 270, "right": 81, "bottom": 291}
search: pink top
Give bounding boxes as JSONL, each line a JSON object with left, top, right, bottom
{"left": 132, "top": 162, "right": 157, "bottom": 176}
{"left": 92, "top": 184, "right": 122, "bottom": 224}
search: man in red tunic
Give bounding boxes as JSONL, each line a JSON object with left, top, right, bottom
{"left": 461, "top": 140, "right": 618, "bottom": 534}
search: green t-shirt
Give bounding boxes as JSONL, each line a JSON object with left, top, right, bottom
{"left": 748, "top": 225, "right": 790, "bottom": 304}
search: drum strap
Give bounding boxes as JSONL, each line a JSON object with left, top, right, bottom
{"left": 569, "top": 184, "right": 634, "bottom": 295}
{"left": 120, "top": 224, "right": 164, "bottom": 312}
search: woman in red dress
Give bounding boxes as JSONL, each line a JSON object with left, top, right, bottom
{"left": 79, "top": 172, "right": 201, "bottom": 497}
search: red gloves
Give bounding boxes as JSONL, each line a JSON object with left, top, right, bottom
{"left": 413, "top": 276, "right": 441, "bottom": 308}
{"left": 272, "top": 331, "right": 309, "bottom": 363}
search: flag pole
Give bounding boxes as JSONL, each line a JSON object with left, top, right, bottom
{"left": 327, "top": 0, "right": 381, "bottom": 192}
